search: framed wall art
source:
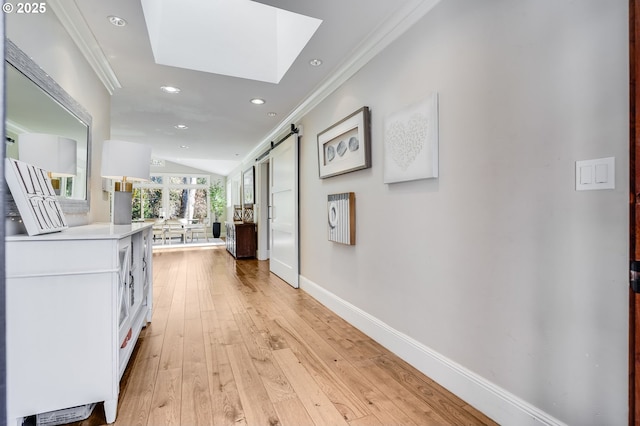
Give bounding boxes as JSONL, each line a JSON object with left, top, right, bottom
{"left": 5, "top": 158, "right": 68, "bottom": 235}
{"left": 317, "top": 107, "right": 371, "bottom": 179}
{"left": 327, "top": 192, "right": 355, "bottom": 245}
{"left": 383, "top": 92, "right": 439, "bottom": 183}
{"left": 243, "top": 165, "right": 255, "bottom": 204}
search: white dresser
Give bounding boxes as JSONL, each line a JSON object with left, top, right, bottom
{"left": 5, "top": 223, "right": 154, "bottom": 426}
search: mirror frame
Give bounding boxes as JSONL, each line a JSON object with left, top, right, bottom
{"left": 5, "top": 38, "right": 92, "bottom": 215}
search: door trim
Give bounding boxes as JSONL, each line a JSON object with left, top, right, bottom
{"left": 256, "top": 159, "right": 270, "bottom": 260}
{"left": 630, "top": 0, "right": 639, "bottom": 423}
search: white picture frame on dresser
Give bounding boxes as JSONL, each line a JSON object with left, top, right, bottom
{"left": 5, "top": 222, "right": 153, "bottom": 426}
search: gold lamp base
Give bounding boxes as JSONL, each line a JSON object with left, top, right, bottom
{"left": 114, "top": 181, "right": 133, "bottom": 192}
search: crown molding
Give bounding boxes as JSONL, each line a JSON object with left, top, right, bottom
{"left": 245, "top": 0, "right": 442, "bottom": 164}
{"left": 48, "top": 0, "right": 121, "bottom": 95}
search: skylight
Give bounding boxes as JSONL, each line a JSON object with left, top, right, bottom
{"left": 141, "top": 0, "right": 323, "bottom": 84}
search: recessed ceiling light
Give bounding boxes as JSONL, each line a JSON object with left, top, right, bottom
{"left": 175, "top": 124, "right": 188, "bottom": 130}
{"left": 250, "top": 98, "right": 266, "bottom": 105}
{"left": 180, "top": 145, "right": 189, "bottom": 149}
{"left": 161, "top": 86, "right": 181, "bottom": 94}
{"left": 267, "top": 112, "right": 277, "bottom": 117}
{"left": 309, "top": 59, "right": 323, "bottom": 67}
{"left": 108, "top": 15, "right": 127, "bottom": 27}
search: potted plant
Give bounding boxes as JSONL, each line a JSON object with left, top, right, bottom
{"left": 209, "top": 180, "right": 226, "bottom": 238}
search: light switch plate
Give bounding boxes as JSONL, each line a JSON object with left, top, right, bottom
{"left": 576, "top": 157, "right": 615, "bottom": 191}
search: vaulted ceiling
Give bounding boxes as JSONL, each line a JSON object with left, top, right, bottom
{"left": 51, "top": 0, "right": 438, "bottom": 175}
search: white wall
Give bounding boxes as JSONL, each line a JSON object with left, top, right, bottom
{"left": 7, "top": 10, "right": 112, "bottom": 225}
{"left": 299, "top": 1, "right": 628, "bottom": 424}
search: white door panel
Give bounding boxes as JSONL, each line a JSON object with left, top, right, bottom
{"left": 269, "top": 134, "right": 298, "bottom": 288}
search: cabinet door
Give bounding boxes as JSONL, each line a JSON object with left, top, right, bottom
{"left": 236, "top": 224, "right": 256, "bottom": 258}
{"left": 117, "top": 237, "right": 132, "bottom": 343}
{"left": 141, "top": 228, "right": 151, "bottom": 299}
{"left": 129, "top": 233, "right": 142, "bottom": 315}
{"left": 128, "top": 228, "right": 152, "bottom": 318}
{"left": 226, "top": 223, "right": 236, "bottom": 257}
{"left": 141, "top": 228, "right": 153, "bottom": 322}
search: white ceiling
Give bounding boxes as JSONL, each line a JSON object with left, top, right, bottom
{"left": 55, "top": 0, "right": 437, "bottom": 175}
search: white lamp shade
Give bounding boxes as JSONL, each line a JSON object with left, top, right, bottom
{"left": 101, "top": 139, "right": 152, "bottom": 181}
{"left": 18, "top": 133, "right": 77, "bottom": 177}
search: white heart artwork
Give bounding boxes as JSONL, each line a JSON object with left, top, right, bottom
{"left": 384, "top": 92, "right": 439, "bottom": 183}
{"left": 385, "top": 113, "right": 428, "bottom": 171}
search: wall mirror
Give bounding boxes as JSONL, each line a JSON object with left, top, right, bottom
{"left": 5, "top": 38, "right": 92, "bottom": 215}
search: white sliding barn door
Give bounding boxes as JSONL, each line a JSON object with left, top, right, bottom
{"left": 269, "top": 134, "right": 299, "bottom": 288}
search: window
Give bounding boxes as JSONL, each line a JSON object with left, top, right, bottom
{"left": 168, "top": 188, "right": 208, "bottom": 221}
{"left": 132, "top": 188, "right": 162, "bottom": 219}
{"left": 132, "top": 174, "right": 210, "bottom": 222}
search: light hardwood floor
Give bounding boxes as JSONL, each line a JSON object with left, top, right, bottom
{"left": 72, "top": 246, "right": 497, "bottom": 426}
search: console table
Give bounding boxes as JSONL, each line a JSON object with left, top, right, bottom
{"left": 225, "top": 221, "right": 256, "bottom": 258}
{"left": 5, "top": 223, "right": 153, "bottom": 426}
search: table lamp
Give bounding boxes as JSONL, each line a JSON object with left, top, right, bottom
{"left": 18, "top": 133, "right": 77, "bottom": 194}
{"left": 101, "top": 139, "right": 152, "bottom": 225}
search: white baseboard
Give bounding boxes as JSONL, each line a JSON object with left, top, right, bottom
{"left": 299, "top": 275, "right": 566, "bottom": 426}
{"left": 257, "top": 249, "right": 270, "bottom": 261}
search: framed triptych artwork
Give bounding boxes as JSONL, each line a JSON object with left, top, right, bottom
{"left": 317, "top": 107, "right": 371, "bottom": 179}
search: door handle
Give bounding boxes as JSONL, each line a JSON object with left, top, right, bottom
{"left": 631, "top": 261, "right": 640, "bottom": 293}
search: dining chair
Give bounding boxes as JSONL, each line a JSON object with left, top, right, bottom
{"left": 190, "top": 219, "right": 209, "bottom": 242}
{"left": 152, "top": 219, "right": 166, "bottom": 244}
{"left": 164, "top": 219, "right": 189, "bottom": 244}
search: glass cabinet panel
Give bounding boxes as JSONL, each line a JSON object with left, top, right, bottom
{"left": 117, "top": 240, "right": 131, "bottom": 329}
